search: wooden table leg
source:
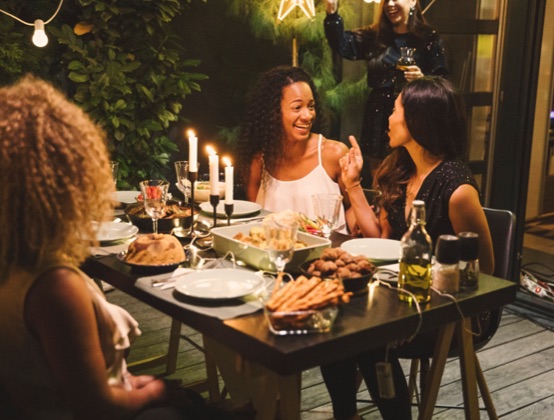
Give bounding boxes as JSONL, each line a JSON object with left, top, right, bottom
{"left": 418, "top": 322, "right": 456, "bottom": 420}
{"left": 457, "top": 318, "right": 480, "bottom": 419}
{"left": 277, "top": 373, "right": 302, "bottom": 420}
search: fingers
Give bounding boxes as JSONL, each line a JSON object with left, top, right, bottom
{"left": 404, "top": 65, "right": 423, "bottom": 81}
{"left": 348, "top": 135, "right": 361, "bottom": 152}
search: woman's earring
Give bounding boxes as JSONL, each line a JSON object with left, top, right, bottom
{"left": 409, "top": 6, "right": 415, "bottom": 17}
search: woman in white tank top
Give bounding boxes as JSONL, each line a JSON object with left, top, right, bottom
{"left": 236, "top": 65, "right": 356, "bottom": 234}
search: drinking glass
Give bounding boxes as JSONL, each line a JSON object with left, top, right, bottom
{"left": 312, "top": 193, "right": 343, "bottom": 239}
{"left": 139, "top": 180, "right": 169, "bottom": 234}
{"left": 396, "top": 47, "right": 416, "bottom": 71}
{"left": 264, "top": 219, "right": 298, "bottom": 276}
{"left": 174, "top": 161, "right": 191, "bottom": 203}
{"left": 110, "top": 161, "right": 119, "bottom": 187}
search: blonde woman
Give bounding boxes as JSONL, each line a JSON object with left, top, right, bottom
{"left": 0, "top": 76, "right": 211, "bottom": 419}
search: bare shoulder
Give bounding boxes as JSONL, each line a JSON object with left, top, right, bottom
{"left": 322, "top": 136, "right": 349, "bottom": 159}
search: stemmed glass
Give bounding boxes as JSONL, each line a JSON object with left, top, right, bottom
{"left": 264, "top": 219, "right": 298, "bottom": 285}
{"left": 139, "top": 180, "right": 169, "bottom": 234}
{"left": 174, "top": 161, "right": 191, "bottom": 203}
{"left": 312, "top": 193, "right": 343, "bottom": 239}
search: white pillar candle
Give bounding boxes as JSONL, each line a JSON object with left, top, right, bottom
{"left": 207, "top": 146, "right": 219, "bottom": 195}
{"left": 223, "top": 157, "right": 234, "bottom": 204}
{"left": 187, "top": 130, "right": 198, "bottom": 172}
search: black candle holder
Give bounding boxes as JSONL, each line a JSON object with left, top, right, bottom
{"left": 224, "top": 203, "right": 234, "bottom": 226}
{"left": 210, "top": 194, "right": 220, "bottom": 228}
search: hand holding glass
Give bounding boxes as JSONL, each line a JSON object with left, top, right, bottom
{"left": 264, "top": 220, "right": 298, "bottom": 275}
{"left": 139, "top": 180, "right": 169, "bottom": 234}
{"left": 312, "top": 193, "right": 343, "bottom": 239}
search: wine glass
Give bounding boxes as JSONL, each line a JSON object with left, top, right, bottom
{"left": 139, "top": 180, "right": 169, "bottom": 234}
{"left": 264, "top": 219, "right": 298, "bottom": 280}
{"left": 174, "top": 161, "right": 191, "bottom": 203}
{"left": 312, "top": 193, "right": 343, "bottom": 239}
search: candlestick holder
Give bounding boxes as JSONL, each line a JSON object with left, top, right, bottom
{"left": 210, "top": 194, "right": 220, "bottom": 227}
{"left": 224, "top": 203, "right": 234, "bottom": 226}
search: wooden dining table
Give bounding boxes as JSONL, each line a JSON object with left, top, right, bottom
{"left": 82, "top": 231, "right": 517, "bottom": 420}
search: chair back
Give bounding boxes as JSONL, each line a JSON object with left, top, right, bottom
{"left": 483, "top": 207, "right": 516, "bottom": 280}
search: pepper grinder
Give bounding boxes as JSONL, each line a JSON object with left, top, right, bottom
{"left": 459, "top": 232, "right": 480, "bottom": 290}
{"left": 434, "top": 235, "right": 461, "bottom": 294}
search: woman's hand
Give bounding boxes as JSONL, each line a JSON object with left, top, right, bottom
{"left": 326, "top": 0, "right": 338, "bottom": 14}
{"left": 404, "top": 65, "right": 424, "bottom": 82}
{"left": 340, "top": 135, "right": 364, "bottom": 189}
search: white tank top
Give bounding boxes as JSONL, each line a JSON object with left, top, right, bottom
{"left": 256, "top": 134, "right": 346, "bottom": 232}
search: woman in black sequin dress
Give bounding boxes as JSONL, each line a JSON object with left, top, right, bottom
{"left": 324, "top": 0, "right": 448, "bottom": 182}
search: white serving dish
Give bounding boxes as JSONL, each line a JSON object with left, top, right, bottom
{"left": 211, "top": 222, "right": 331, "bottom": 271}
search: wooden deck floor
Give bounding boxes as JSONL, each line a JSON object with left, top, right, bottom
{"left": 106, "top": 285, "right": 554, "bottom": 419}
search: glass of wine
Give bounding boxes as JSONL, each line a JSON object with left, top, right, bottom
{"left": 174, "top": 161, "right": 191, "bottom": 203}
{"left": 264, "top": 219, "right": 298, "bottom": 277}
{"left": 312, "top": 193, "right": 343, "bottom": 239}
{"left": 139, "top": 179, "right": 169, "bottom": 234}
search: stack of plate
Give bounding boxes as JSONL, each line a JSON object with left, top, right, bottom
{"left": 94, "top": 221, "right": 138, "bottom": 246}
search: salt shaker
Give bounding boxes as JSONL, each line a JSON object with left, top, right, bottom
{"left": 433, "top": 235, "right": 460, "bottom": 293}
{"left": 458, "top": 232, "right": 480, "bottom": 290}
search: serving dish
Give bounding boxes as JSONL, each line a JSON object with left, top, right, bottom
{"left": 299, "top": 258, "right": 376, "bottom": 294}
{"left": 211, "top": 222, "right": 330, "bottom": 271}
{"left": 116, "top": 251, "right": 186, "bottom": 274}
{"left": 264, "top": 305, "right": 338, "bottom": 335}
{"left": 124, "top": 200, "right": 198, "bottom": 233}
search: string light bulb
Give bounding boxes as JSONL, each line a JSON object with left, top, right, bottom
{"left": 0, "top": 0, "right": 64, "bottom": 48}
{"left": 32, "top": 19, "right": 48, "bottom": 47}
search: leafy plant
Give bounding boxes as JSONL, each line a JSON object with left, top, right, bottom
{"left": 49, "top": 0, "right": 208, "bottom": 189}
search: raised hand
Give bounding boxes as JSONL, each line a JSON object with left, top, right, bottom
{"left": 340, "top": 135, "right": 364, "bottom": 189}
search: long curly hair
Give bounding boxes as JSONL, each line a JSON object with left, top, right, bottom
{"left": 236, "top": 65, "right": 322, "bottom": 186}
{"left": 374, "top": 77, "right": 468, "bottom": 210}
{"left": 0, "top": 75, "right": 115, "bottom": 279}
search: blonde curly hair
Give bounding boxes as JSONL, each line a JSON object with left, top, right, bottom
{"left": 0, "top": 75, "right": 115, "bottom": 279}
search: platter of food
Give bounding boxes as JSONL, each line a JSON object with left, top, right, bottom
{"left": 174, "top": 268, "right": 264, "bottom": 300}
{"left": 124, "top": 200, "right": 198, "bottom": 233}
{"left": 116, "top": 234, "right": 186, "bottom": 273}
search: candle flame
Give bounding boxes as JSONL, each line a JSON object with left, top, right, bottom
{"left": 223, "top": 156, "right": 232, "bottom": 167}
{"left": 186, "top": 129, "right": 195, "bottom": 138}
{"left": 206, "top": 145, "right": 217, "bottom": 156}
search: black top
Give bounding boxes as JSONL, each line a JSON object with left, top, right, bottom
{"left": 387, "top": 160, "right": 479, "bottom": 245}
{"left": 324, "top": 12, "right": 448, "bottom": 159}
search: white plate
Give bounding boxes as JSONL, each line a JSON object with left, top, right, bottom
{"left": 199, "top": 200, "right": 262, "bottom": 218}
{"left": 174, "top": 268, "right": 264, "bottom": 300}
{"left": 113, "top": 190, "right": 140, "bottom": 204}
{"left": 341, "top": 238, "right": 401, "bottom": 262}
{"left": 94, "top": 221, "right": 138, "bottom": 243}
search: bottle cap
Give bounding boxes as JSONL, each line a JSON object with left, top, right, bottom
{"left": 435, "top": 235, "right": 460, "bottom": 264}
{"left": 458, "top": 232, "right": 479, "bottom": 260}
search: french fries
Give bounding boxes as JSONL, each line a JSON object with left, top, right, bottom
{"left": 265, "top": 275, "right": 352, "bottom": 313}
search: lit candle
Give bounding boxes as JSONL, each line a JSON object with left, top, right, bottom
{"left": 187, "top": 130, "right": 198, "bottom": 172}
{"left": 223, "top": 157, "right": 234, "bottom": 204}
{"left": 206, "top": 145, "right": 219, "bottom": 195}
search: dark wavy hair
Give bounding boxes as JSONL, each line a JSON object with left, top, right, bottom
{"left": 374, "top": 76, "right": 468, "bottom": 209}
{"left": 375, "top": 0, "right": 433, "bottom": 47}
{"left": 236, "top": 65, "right": 321, "bottom": 186}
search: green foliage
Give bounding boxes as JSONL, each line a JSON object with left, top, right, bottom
{"left": 49, "top": 0, "right": 208, "bottom": 189}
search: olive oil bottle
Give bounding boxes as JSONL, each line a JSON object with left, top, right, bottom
{"left": 398, "top": 200, "right": 433, "bottom": 303}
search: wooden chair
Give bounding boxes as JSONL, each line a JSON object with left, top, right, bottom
{"left": 397, "top": 207, "right": 517, "bottom": 413}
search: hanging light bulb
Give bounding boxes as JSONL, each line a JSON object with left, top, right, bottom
{"left": 32, "top": 19, "right": 48, "bottom": 47}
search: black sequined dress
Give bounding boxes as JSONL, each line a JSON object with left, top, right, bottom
{"left": 324, "top": 12, "right": 448, "bottom": 159}
{"left": 386, "top": 159, "right": 479, "bottom": 243}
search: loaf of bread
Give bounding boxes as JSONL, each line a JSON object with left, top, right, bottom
{"left": 125, "top": 233, "right": 185, "bottom": 265}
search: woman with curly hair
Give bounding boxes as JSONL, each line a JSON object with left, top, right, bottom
{"left": 236, "top": 65, "right": 353, "bottom": 233}
{"left": 322, "top": 77, "right": 494, "bottom": 420}
{"left": 0, "top": 76, "right": 206, "bottom": 419}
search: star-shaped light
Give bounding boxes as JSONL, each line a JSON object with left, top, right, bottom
{"left": 278, "top": 0, "right": 316, "bottom": 21}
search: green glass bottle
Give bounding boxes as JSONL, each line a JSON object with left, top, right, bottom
{"left": 398, "top": 200, "right": 433, "bottom": 303}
